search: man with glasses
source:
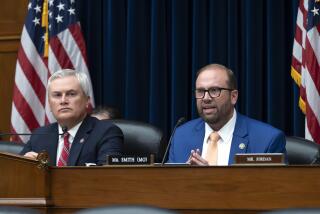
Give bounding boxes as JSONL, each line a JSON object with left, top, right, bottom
{"left": 168, "top": 64, "right": 286, "bottom": 165}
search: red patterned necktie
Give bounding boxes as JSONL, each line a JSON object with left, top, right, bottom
{"left": 57, "top": 132, "right": 70, "bottom": 167}
{"left": 205, "top": 132, "right": 220, "bottom": 165}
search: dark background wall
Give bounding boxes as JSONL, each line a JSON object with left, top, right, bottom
{"left": 77, "top": 0, "right": 304, "bottom": 140}
{"left": 0, "top": 0, "right": 304, "bottom": 142}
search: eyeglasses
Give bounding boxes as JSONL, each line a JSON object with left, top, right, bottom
{"left": 194, "top": 87, "right": 234, "bottom": 99}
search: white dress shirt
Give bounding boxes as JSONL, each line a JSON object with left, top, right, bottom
{"left": 56, "top": 122, "right": 82, "bottom": 165}
{"left": 201, "top": 109, "right": 237, "bottom": 165}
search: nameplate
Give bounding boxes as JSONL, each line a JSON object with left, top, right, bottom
{"left": 105, "top": 154, "right": 154, "bottom": 165}
{"left": 234, "top": 153, "right": 285, "bottom": 165}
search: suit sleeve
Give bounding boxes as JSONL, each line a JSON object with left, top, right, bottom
{"left": 266, "top": 131, "right": 286, "bottom": 152}
{"left": 96, "top": 124, "right": 124, "bottom": 165}
{"left": 266, "top": 131, "right": 288, "bottom": 163}
{"left": 167, "top": 135, "right": 177, "bottom": 163}
{"left": 20, "top": 140, "right": 32, "bottom": 155}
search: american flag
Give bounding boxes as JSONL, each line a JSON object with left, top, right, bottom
{"left": 291, "top": 0, "right": 320, "bottom": 144}
{"left": 11, "top": 0, "right": 94, "bottom": 142}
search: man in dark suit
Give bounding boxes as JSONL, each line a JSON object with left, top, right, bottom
{"left": 21, "top": 69, "right": 123, "bottom": 166}
{"left": 168, "top": 64, "right": 286, "bottom": 165}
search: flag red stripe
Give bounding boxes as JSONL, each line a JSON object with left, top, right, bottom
{"left": 49, "top": 36, "right": 74, "bottom": 69}
{"left": 299, "top": 0, "right": 305, "bottom": 13}
{"left": 17, "top": 48, "right": 46, "bottom": 106}
{"left": 42, "top": 57, "right": 49, "bottom": 73}
{"left": 295, "top": 27, "right": 303, "bottom": 45}
{"left": 292, "top": 55, "right": 302, "bottom": 72}
{"left": 304, "top": 38, "right": 320, "bottom": 93}
{"left": 299, "top": 1, "right": 308, "bottom": 30}
{"left": 12, "top": 84, "right": 40, "bottom": 131}
{"left": 299, "top": 85, "right": 306, "bottom": 101}
{"left": 68, "top": 24, "right": 88, "bottom": 65}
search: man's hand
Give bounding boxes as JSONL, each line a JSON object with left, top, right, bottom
{"left": 24, "top": 151, "right": 38, "bottom": 159}
{"left": 187, "top": 149, "right": 209, "bottom": 166}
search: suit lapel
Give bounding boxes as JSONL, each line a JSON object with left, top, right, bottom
{"left": 192, "top": 119, "right": 205, "bottom": 154}
{"left": 228, "top": 114, "right": 249, "bottom": 165}
{"left": 46, "top": 124, "right": 59, "bottom": 166}
{"left": 68, "top": 117, "right": 94, "bottom": 166}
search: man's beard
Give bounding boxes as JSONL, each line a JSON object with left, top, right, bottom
{"left": 198, "top": 102, "right": 233, "bottom": 128}
{"left": 200, "top": 110, "right": 220, "bottom": 124}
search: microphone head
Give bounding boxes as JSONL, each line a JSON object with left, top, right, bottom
{"left": 176, "top": 117, "right": 186, "bottom": 127}
{"left": 62, "top": 126, "right": 68, "bottom": 134}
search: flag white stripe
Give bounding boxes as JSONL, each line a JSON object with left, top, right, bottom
{"left": 296, "top": 9, "right": 304, "bottom": 31}
{"left": 48, "top": 46, "right": 62, "bottom": 75}
{"left": 297, "top": 8, "right": 307, "bottom": 50}
{"left": 15, "top": 61, "right": 45, "bottom": 126}
{"left": 303, "top": 0, "right": 308, "bottom": 11}
{"left": 58, "top": 29, "right": 89, "bottom": 73}
{"left": 21, "top": 26, "right": 48, "bottom": 86}
{"left": 11, "top": 104, "right": 31, "bottom": 142}
{"left": 301, "top": 66, "right": 307, "bottom": 88}
{"left": 305, "top": 119, "right": 313, "bottom": 142}
{"left": 292, "top": 39, "right": 303, "bottom": 63}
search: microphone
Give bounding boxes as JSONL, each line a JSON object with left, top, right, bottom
{"left": 0, "top": 133, "right": 36, "bottom": 136}
{"left": 61, "top": 126, "right": 68, "bottom": 135}
{"left": 0, "top": 132, "right": 38, "bottom": 144}
{"left": 0, "top": 131, "right": 68, "bottom": 137}
{"left": 0, "top": 132, "right": 43, "bottom": 142}
{"left": 161, "top": 117, "right": 186, "bottom": 165}
{"left": 0, "top": 126, "right": 69, "bottom": 141}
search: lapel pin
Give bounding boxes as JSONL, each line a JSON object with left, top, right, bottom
{"left": 80, "top": 138, "right": 85, "bottom": 144}
{"left": 239, "top": 143, "right": 246, "bottom": 150}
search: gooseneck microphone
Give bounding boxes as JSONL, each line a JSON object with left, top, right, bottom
{"left": 0, "top": 132, "right": 40, "bottom": 142}
{"left": 0, "top": 133, "right": 35, "bottom": 137}
{"left": 0, "top": 126, "right": 69, "bottom": 139}
{"left": 61, "top": 126, "right": 68, "bottom": 135}
{"left": 161, "top": 117, "right": 186, "bottom": 165}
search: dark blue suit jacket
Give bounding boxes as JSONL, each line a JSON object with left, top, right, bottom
{"left": 168, "top": 113, "right": 287, "bottom": 165}
{"left": 20, "top": 116, "right": 123, "bottom": 166}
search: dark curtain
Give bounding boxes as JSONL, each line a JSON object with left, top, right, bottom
{"left": 77, "top": 0, "right": 304, "bottom": 140}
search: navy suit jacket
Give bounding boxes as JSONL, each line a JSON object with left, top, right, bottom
{"left": 168, "top": 113, "right": 287, "bottom": 165}
{"left": 20, "top": 116, "right": 123, "bottom": 166}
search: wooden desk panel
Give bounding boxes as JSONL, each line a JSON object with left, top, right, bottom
{"left": 0, "top": 153, "right": 50, "bottom": 208}
{"left": 49, "top": 166, "right": 320, "bottom": 213}
{"left": 0, "top": 153, "right": 319, "bottom": 214}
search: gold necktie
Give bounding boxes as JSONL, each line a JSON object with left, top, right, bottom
{"left": 205, "top": 132, "right": 220, "bottom": 165}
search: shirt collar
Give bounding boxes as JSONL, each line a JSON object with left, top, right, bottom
{"left": 204, "top": 108, "right": 237, "bottom": 143}
{"left": 58, "top": 121, "right": 83, "bottom": 139}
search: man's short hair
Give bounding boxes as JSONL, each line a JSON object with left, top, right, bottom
{"left": 48, "top": 69, "right": 91, "bottom": 96}
{"left": 195, "top": 64, "right": 237, "bottom": 90}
